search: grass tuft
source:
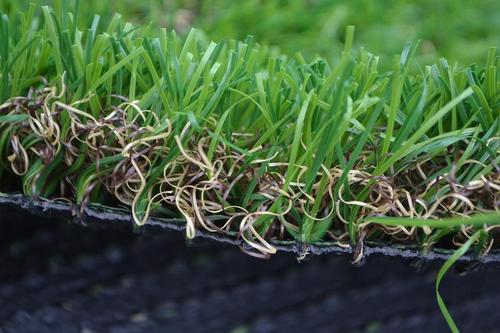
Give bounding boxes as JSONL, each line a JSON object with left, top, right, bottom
{"left": 0, "top": 5, "right": 498, "bottom": 262}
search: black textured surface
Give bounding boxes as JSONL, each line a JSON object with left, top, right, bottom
{"left": 1, "top": 207, "right": 500, "bottom": 333}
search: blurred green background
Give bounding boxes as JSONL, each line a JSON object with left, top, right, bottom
{"left": 2, "top": 0, "right": 499, "bottom": 66}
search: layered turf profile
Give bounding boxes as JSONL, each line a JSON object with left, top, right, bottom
{"left": 0, "top": 5, "right": 499, "bottom": 261}
{"left": 0, "top": 4, "right": 499, "bottom": 332}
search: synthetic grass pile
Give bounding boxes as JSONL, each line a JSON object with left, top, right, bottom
{"left": 0, "top": 5, "right": 499, "bottom": 260}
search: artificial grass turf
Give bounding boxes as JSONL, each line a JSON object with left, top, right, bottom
{"left": 0, "top": 4, "right": 499, "bottom": 260}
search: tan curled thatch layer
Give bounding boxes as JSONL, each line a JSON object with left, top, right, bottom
{"left": 1, "top": 82, "right": 499, "bottom": 258}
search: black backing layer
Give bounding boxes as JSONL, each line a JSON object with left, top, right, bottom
{"left": 1, "top": 193, "right": 499, "bottom": 263}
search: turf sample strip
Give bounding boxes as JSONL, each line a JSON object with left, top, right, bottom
{"left": 0, "top": 5, "right": 499, "bottom": 260}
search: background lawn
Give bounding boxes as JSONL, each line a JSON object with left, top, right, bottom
{"left": 2, "top": 0, "right": 499, "bottom": 67}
